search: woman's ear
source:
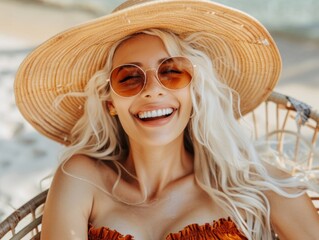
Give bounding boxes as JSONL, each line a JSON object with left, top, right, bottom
{"left": 107, "top": 101, "right": 117, "bottom": 116}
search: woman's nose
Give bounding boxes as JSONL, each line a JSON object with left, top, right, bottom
{"left": 141, "top": 69, "right": 166, "bottom": 98}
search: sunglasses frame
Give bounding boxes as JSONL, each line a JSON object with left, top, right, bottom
{"left": 106, "top": 56, "right": 194, "bottom": 97}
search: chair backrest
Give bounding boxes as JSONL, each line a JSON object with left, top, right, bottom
{"left": 0, "top": 190, "right": 48, "bottom": 240}
{"left": 0, "top": 91, "right": 318, "bottom": 239}
{"left": 245, "top": 91, "right": 319, "bottom": 211}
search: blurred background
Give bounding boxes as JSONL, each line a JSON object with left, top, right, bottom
{"left": 0, "top": 0, "right": 318, "bottom": 221}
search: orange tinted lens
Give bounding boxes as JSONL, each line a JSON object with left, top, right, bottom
{"left": 110, "top": 65, "right": 145, "bottom": 97}
{"left": 158, "top": 57, "right": 193, "bottom": 89}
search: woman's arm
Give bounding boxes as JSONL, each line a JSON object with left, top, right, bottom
{"left": 266, "top": 190, "right": 319, "bottom": 240}
{"left": 41, "top": 155, "right": 95, "bottom": 240}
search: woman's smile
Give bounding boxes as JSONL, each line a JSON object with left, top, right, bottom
{"left": 134, "top": 107, "right": 177, "bottom": 127}
{"left": 136, "top": 107, "right": 175, "bottom": 120}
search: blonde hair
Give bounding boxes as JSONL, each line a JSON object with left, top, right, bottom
{"left": 59, "top": 29, "right": 304, "bottom": 239}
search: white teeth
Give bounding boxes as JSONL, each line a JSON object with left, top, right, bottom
{"left": 151, "top": 110, "right": 157, "bottom": 117}
{"left": 138, "top": 108, "right": 174, "bottom": 119}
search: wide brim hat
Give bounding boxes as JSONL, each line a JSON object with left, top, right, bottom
{"left": 14, "top": 0, "right": 282, "bottom": 145}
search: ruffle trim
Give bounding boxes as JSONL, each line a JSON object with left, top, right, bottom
{"left": 88, "top": 224, "right": 134, "bottom": 240}
{"left": 166, "top": 217, "right": 248, "bottom": 240}
{"left": 88, "top": 218, "right": 247, "bottom": 240}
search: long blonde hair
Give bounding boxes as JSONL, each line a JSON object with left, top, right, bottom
{"left": 59, "top": 29, "right": 304, "bottom": 239}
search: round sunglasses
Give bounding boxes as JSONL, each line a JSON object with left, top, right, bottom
{"left": 107, "top": 56, "right": 194, "bottom": 97}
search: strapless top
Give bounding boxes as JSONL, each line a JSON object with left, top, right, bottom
{"left": 88, "top": 217, "right": 247, "bottom": 240}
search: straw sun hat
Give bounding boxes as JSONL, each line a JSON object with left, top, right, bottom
{"left": 15, "top": 0, "right": 282, "bottom": 144}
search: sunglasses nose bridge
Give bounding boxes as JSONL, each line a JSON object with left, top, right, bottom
{"left": 143, "top": 67, "right": 161, "bottom": 85}
{"left": 144, "top": 67, "right": 157, "bottom": 77}
{"left": 140, "top": 67, "right": 167, "bottom": 97}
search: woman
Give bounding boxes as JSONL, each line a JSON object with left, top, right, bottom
{"left": 14, "top": 0, "right": 319, "bottom": 239}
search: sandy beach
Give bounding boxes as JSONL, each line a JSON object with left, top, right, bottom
{"left": 0, "top": 0, "right": 319, "bottom": 222}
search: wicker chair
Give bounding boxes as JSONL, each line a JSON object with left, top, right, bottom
{"left": 0, "top": 190, "right": 48, "bottom": 240}
{"left": 0, "top": 91, "right": 318, "bottom": 240}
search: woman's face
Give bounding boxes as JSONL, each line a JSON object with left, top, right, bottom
{"left": 109, "top": 34, "right": 192, "bottom": 147}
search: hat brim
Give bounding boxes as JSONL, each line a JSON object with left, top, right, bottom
{"left": 14, "top": 0, "right": 282, "bottom": 144}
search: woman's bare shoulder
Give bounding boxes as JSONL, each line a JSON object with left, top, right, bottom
{"left": 58, "top": 154, "right": 115, "bottom": 183}
{"left": 41, "top": 154, "right": 101, "bottom": 239}
{"left": 48, "top": 154, "right": 100, "bottom": 199}
{"left": 265, "top": 190, "right": 319, "bottom": 239}
{"left": 60, "top": 154, "right": 99, "bottom": 176}
{"left": 52, "top": 154, "right": 120, "bottom": 198}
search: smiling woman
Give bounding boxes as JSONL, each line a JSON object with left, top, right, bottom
{"left": 12, "top": 0, "right": 319, "bottom": 239}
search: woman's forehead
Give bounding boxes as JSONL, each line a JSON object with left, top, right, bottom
{"left": 112, "top": 34, "right": 169, "bottom": 66}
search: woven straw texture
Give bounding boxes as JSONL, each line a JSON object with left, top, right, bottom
{"left": 14, "top": 0, "right": 281, "bottom": 144}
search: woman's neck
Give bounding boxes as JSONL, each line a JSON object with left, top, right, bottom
{"left": 124, "top": 136, "right": 194, "bottom": 199}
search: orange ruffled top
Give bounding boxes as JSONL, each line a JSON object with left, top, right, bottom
{"left": 88, "top": 218, "right": 248, "bottom": 240}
